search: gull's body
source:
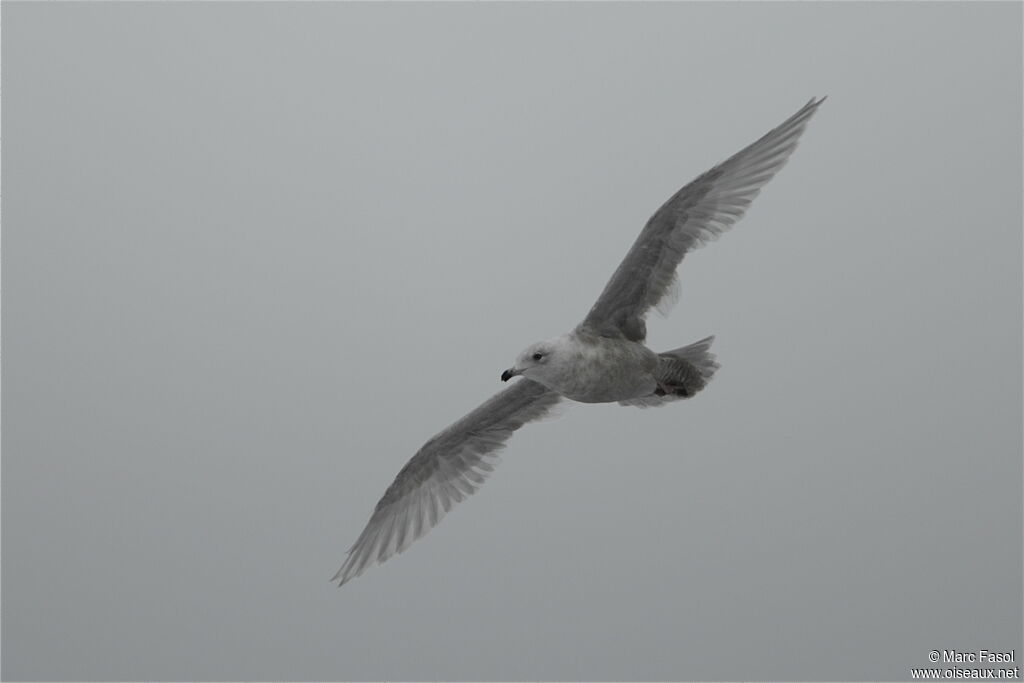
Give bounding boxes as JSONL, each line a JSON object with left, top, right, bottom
{"left": 512, "top": 330, "right": 661, "bottom": 403}
{"left": 334, "top": 98, "right": 825, "bottom": 586}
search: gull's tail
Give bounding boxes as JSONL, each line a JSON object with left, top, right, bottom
{"left": 618, "top": 336, "right": 720, "bottom": 408}
{"left": 659, "top": 335, "right": 719, "bottom": 395}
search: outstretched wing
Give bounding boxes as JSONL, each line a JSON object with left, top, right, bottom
{"left": 333, "top": 379, "right": 561, "bottom": 586}
{"left": 580, "top": 97, "right": 825, "bottom": 341}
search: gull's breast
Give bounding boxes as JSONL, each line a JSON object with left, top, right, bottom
{"left": 555, "top": 336, "right": 658, "bottom": 403}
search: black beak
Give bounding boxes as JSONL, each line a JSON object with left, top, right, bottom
{"left": 501, "top": 368, "right": 518, "bottom": 382}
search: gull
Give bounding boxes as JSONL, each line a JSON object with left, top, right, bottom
{"left": 333, "top": 97, "right": 825, "bottom": 586}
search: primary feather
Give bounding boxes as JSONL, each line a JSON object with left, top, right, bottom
{"left": 333, "top": 379, "right": 560, "bottom": 586}
{"left": 581, "top": 97, "right": 825, "bottom": 341}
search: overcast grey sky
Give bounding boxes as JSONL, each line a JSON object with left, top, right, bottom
{"left": 3, "top": 2, "right": 1021, "bottom": 681}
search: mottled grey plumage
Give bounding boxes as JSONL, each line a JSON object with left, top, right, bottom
{"left": 582, "top": 97, "right": 825, "bottom": 342}
{"left": 334, "top": 379, "right": 560, "bottom": 584}
{"left": 334, "top": 98, "right": 824, "bottom": 587}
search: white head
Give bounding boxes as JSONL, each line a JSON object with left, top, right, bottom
{"left": 501, "top": 336, "right": 570, "bottom": 385}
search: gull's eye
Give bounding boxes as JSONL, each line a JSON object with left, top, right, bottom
{"left": 532, "top": 352, "right": 543, "bottom": 361}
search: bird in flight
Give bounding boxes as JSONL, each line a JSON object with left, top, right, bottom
{"left": 334, "top": 97, "right": 825, "bottom": 586}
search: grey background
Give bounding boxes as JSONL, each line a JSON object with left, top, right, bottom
{"left": 3, "top": 2, "right": 1021, "bottom": 681}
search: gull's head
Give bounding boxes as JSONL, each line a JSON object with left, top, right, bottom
{"left": 501, "top": 338, "right": 564, "bottom": 383}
